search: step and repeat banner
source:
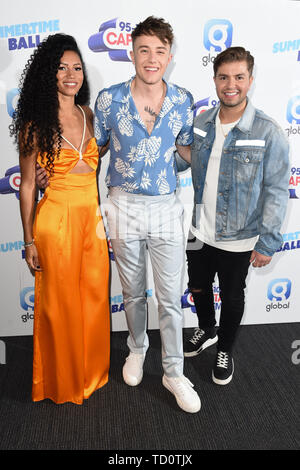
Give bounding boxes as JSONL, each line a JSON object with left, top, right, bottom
{"left": 0, "top": 0, "right": 299, "bottom": 336}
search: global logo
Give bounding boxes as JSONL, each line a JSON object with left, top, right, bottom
{"left": 286, "top": 96, "right": 300, "bottom": 138}
{"left": 7, "top": 88, "right": 19, "bottom": 117}
{"left": 286, "top": 96, "right": 300, "bottom": 124}
{"left": 88, "top": 18, "right": 136, "bottom": 62}
{"left": 267, "top": 279, "right": 291, "bottom": 301}
{"left": 20, "top": 286, "right": 35, "bottom": 323}
{"left": 266, "top": 278, "right": 291, "bottom": 313}
{"left": 202, "top": 19, "right": 233, "bottom": 67}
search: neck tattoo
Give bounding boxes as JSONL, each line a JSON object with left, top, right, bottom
{"left": 143, "top": 83, "right": 165, "bottom": 122}
{"left": 144, "top": 106, "right": 158, "bottom": 118}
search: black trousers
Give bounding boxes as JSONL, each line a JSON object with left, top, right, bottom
{"left": 186, "top": 242, "right": 251, "bottom": 353}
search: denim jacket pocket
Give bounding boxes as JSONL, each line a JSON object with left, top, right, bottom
{"left": 229, "top": 149, "right": 264, "bottom": 230}
{"left": 232, "top": 149, "right": 264, "bottom": 182}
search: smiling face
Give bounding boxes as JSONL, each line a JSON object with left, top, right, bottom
{"left": 56, "top": 50, "right": 84, "bottom": 99}
{"left": 130, "top": 34, "right": 172, "bottom": 86}
{"left": 214, "top": 60, "right": 253, "bottom": 112}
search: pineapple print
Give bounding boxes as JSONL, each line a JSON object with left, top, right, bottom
{"left": 168, "top": 111, "right": 182, "bottom": 137}
{"left": 140, "top": 171, "right": 152, "bottom": 190}
{"left": 115, "top": 158, "right": 135, "bottom": 178}
{"left": 186, "top": 106, "right": 194, "bottom": 126}
{"left": 160, "top": 96, "right": 174, "bottom": 118}
{"left": 147, "top": 136, "right": 161, "bottom": 155}
{"left": 111, "top": 129, "right": 121, "bottom": 152}
{"left": 177, "top": 132, "right": 190, "bottom": 146}
{"left": 97, "top": 91, "right": 112, "bottom": 116}
{"left": 171, "top": 87, "right": 187, "bottom": 105}
{"left": 164, "top": 145, "right": 176, "bottom": 163}
{"left": 121, "top": 181, "right": 139, "bottom": 193}
{"left": 157, "top": 169, "right": 170, "bottom": 195}
{"left": 117, "top": 104, "right": 133, "bottom": 136}
{"left": 127, "top": 146, "right": 143, "bottom": 163}
{"left": 137, "top": 137, "right": 161, "bottom": 167}
{"left": 94, "top": 117, "right": 102, "bottom": 141}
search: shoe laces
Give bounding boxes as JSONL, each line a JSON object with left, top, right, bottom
{"left": 190, "top": 328, "right": 205, "bottom": 345}
{"left": 216, "top": 351, "right": 229, "bottom": 369}
{"left": 126, "top": 353, "right": 144, "bottom": 364}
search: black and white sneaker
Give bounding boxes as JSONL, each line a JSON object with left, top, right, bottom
{"left": 184, "top": 327, "right": 218, "bottom": 357}
{"left": 212, "top": 351, "right": 234, "bottom": 385}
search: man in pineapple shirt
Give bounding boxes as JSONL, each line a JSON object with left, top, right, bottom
{"left": 95, "top": 16, "right": 200, "bottom": 413}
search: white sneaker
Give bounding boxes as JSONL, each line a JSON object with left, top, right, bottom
{"left": 122, "top": 352, "right": 145, "bottom": 386}
{"left": 162, "top": 375, "right": 201, "bottom": 413}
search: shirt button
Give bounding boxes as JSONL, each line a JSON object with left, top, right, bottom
{"left": 245, "top": 158, "right": 250, "bottom": 163}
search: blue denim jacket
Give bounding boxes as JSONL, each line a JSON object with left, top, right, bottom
{"left": 177, "top": 99, "right": 290, "bottom": 256}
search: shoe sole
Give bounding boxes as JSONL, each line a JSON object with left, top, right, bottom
{"left": 184, "top": 335, "right": 218, "bottom": 357}
{"left": 212, "top": 359, "right": 234, "bottom": 385}
{"left": 162, "top": 376, "right": 201, "bottom": 413}
{"left": 122, "top": 368, "right": 143, "bottom": 386}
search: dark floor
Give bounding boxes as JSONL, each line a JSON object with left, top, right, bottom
{"left": 0, "top": 323, "right": 300, "bottom": 451}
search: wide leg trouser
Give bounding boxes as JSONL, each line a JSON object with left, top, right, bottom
{"left": 32, "top": 172, "right": 110, "bottom": 404}
{"left": 105, "top": 189, "right": 185, "bottom": 377}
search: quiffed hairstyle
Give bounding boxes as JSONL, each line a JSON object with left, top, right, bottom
{"left": 213, "top": 46, "right": 254, "bottom": 77}
{"left": 131, "top": 16, "right": 174, "bottom": 47}
{"left": 10, "top": 33, "right": 90, "bottom": 175}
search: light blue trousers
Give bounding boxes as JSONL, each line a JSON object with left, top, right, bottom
{"left": 106, "top": 188, "right": 185, "bottom": 377}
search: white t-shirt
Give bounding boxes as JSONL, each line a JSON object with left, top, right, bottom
{"left": 191, "top": 112, "right": 258, "bottom": 252}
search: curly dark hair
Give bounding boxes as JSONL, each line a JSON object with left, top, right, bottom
{"left": 10, "top": 33, "right": 90, "bottom": 175}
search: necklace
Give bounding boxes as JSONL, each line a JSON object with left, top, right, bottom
{"left": 220, "top": 123, "right": 228, "bottom": 138}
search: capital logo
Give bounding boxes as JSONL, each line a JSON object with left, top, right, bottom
{"left": 203, "top": 19, "right": 233, "bottom": 52}
{"left": 107, "top": 237, "right": 115, "bottom": 261}
{"left": 267, "top": 279, "right": 291, "bottom": 302}
{"left": 289, "top": 167, "right": 300, "bottom": 198}
{"left": 193, "top": 96, "right": 219, "bottom": 116}
{"left": 181, "top": 289, "right": 196, "bottom": 313}
{"left": 0, "top": 165, "right": 21, "bottom": 198}
{"left": 286, "top": 96, "right": 300, "bottom": 124}
{"left": 88, "top": 18, "right": 135, "bottom": 62}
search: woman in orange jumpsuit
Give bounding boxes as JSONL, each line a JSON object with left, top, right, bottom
{"left": 10, "top": 34, "right": 110, "bottom": 404}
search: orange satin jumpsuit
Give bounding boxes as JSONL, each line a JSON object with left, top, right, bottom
{"left": 32, "top": 134, "right": 110, "bottom": 404}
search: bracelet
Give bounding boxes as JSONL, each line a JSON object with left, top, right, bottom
{"left": 24, "top": 239, "right": 35, "bottom": 248}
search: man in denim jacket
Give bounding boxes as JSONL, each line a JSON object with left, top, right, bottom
{"left": 178, "top": 47, "right": 290, "bottom": 385}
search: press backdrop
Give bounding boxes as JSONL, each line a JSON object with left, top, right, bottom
{"left": 1, "top": 0, "right": 299, "bottom": 336}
